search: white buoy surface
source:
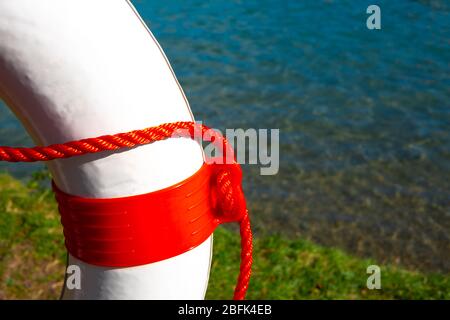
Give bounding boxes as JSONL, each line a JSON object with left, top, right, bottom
{"left": 0, "top": 0, "right": 212, "bottom": 299}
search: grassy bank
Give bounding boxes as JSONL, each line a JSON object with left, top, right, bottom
{"left": 0, "top": 173, "right": 448, "bottom": 299}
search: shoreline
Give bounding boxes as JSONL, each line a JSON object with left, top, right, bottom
{"left": 0, "top": 173, "right": 448, "bottom": 299}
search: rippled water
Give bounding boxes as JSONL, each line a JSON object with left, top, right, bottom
{"left": 1, "top": 0, "right": 449, "bottom": 273}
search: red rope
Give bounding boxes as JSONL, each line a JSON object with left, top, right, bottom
{"left": 0, "top": 121, "right": 252, "bottom": 300}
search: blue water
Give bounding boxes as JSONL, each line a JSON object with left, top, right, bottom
{"left": 0, "top": 0, "right": 449, "bottom": 272}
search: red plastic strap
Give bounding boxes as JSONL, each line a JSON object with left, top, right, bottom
{"left": 52, "top": 161, "right": 244, "bottom": 267}
{"left": 0, "top": 121, "right": 253, "bottom": 300}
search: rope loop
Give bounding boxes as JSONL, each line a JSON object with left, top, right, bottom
{"left": 0, "top": 121, "right": 253, "bottom": 300}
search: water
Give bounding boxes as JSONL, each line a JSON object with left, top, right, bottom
{"left": 1, "top": 0, "right": 449, "bottom": 273}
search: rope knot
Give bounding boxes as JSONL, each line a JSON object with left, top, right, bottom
{"left": 208, "top": 159, "right": 246, "bottom": 224}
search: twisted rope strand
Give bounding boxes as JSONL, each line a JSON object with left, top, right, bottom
{"left": 0, "top": 121, "right": 252, "bottom": 300}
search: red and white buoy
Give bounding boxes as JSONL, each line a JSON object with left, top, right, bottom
{"left": 0, "top": 0, "right": 214, "bottom": 299}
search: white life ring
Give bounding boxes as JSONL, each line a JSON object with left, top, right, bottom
{"left": 0, "top": 0, "right": 212, "bottom": 299}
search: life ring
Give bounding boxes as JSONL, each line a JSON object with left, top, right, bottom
{"left": 0, "top": 0, "right": 217, "bottom": 299}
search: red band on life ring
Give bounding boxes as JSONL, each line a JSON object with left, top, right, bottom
{"left": 1, "top": 121, "right": 252, "bottom": 299}
{"left": 52, "top": 160, "right": 246, "bottom": 268}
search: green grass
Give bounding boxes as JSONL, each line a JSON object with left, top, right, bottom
{"left": 0, "top": 173, "right": 448, "bottom": 299}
